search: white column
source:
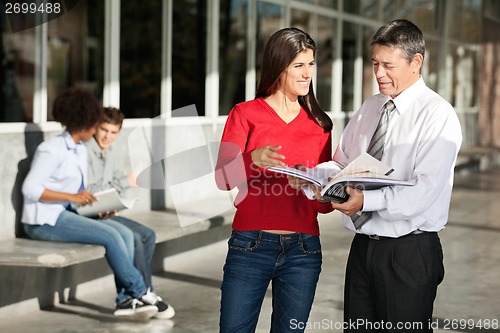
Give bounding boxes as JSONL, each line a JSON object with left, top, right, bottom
{"left": 245, "top": 0, "right": 257, "bottom": 101}
{"left": 205, "top": 0, "right": 220, "bottom": 118}
{"left": 103, "top": 0, "right": 120, "bottom": 108}
{"left": 161, "top": 0, "right": 172, "bottom": 117}
{"left": 33, "top": 22, "right": 47, "bottom": 123}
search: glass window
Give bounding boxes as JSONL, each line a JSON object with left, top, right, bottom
{"left": 46, "top": 0, "right": 104, "bottom": 120}
{"left": 85, "top": 0, "right": 104, "bottom": 97}
{"left": 345, "top": 0, "right": 380, "bottom": 19}
{"left": 291, "top": 8, "right": 313, "bottom": 32}
{"left": 342, "top": 21, "right": 358, "bottom": 112}
{"left": 297, "top": 0, "right": 338, "bottom": 8}
{"left": 291, "top": 11, "right": 336, "bottom": 111}
{"left": 381, "top": 0, "right": 439, "bottom": 34}
{"left": 315, "top": 16, "right": 335, "bottom": 111}
{"left": 1, "top": 12, "right": 36, "bottom": 122}
{"left": 450, "top": 0, "right": 481, "bottom": 43}
{"left": 382, "top": 0, "right": 413, "bottom": 22}
{"left": 423, "top": 39, "right": 439, "bottom": 92}
{"left": 362, "top": 26, "right": 377, "bottom": 102}
{"left": 172, "top": 0, "right": 207, "bottom": 116}
{"left": 451, "top": 45, "right": 478, "bottom": 107}
{"left": 255, "top": 2, "right": 284, "bottom": 88}
{"left": 219, "top": 0, "right": 248, "bottom": 115}
{"left": 120, "top": 0, "right": 161, "bottom": 118}
{"left": 412, "top": 0, "right": 438, "bottom": 34}
{"left": 484, "top": 0, "right": 500, "bottom": 21}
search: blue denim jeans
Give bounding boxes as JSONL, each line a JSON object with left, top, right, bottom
{"left": 109, "top": 216, "right": 156, "bottom": 289}
{"left": 23, "top": 210, "right": 148, "bottom": 305}
{"left": 219, "top": 230, "right": 322, "bottom": 333}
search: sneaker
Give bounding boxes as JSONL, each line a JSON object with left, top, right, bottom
{"left": 114, "top": 298, "right": 158, "bottom": 320}
{"left": 140, "top": 288, "right": 176, "bottom": 319}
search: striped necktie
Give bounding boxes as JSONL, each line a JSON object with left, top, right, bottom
{"left": 351, "top": 100, "right": 396, "bottom": 229}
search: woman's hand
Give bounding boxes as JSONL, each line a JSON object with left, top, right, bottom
{"left": 251, "top": 145, "right": 286, "bottom": 168}
{"left": 287, "top": 164, "right": 313, "bottom": 189}
{"left": 311, "top": 185, "right": 329, "bottom": 204}
{"left": 71, "top": 190, "right": 97, "bottom": 206}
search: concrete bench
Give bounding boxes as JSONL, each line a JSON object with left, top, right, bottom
{"left": 0, "top": 239, "right": 106, "bottom": 268}
{"left": 0, "top": 205, "right": 234, "bottom": 314}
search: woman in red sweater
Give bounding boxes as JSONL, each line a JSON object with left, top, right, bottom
{"left": 215, "top": 27, "right": 334, "bottom": 333}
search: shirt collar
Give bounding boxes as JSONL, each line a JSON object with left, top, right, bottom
{"left": 62, "top": 130, "right": 87, "bottom": 156}
{"left": 87, "top": 136, "right": 106, "bottom": 158}
{"left": 391, "top": 76, "right": 427, "bottom": 115}
{"left": 62, "top": 130, "right": 78, "bottom": 150}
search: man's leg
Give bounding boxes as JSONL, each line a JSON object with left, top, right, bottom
{"left": 111, "top": 216, "right": 156, "bottom": 288}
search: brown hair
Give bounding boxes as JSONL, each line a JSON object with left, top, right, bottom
{"left": 255, "top": 27, "right": 332, "bottom": 132}
{"left": 102, "top": 107, "right": 125, "bottom": 129}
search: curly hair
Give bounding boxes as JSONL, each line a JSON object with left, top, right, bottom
{"left": 52, "top": 87, "right": 103, "bottom": 133}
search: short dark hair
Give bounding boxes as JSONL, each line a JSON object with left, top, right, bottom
{"left": 102, "top": 107, "right": 125, "bottom": 128}
{"left": 52, "top": 87, "right": 103, "bottom": 133}
{"left": 371, "top": 19, "right": 425, "bottom": 62}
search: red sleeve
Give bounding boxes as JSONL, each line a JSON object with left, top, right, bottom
{"left": 314, "top": 200, "right": 334, "bottom": 214}
{"left": 314, "top": 130, "right": 334, "bottom": 214}
{"left": 215, "top": 105, "right": 255, "bottom": 190}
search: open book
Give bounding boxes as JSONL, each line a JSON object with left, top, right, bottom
{"left": 76, "top": 188, "right": 138, "bottom": 217}
{"left": 268, "top": 152, "right": 415, "bottom": 203}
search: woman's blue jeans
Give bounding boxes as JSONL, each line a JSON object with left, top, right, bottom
{"left": 219, "top": 230, "right": 322, "bottom": 333}
{"left": 23, "top": 210, "right": 148, "bottom": 305}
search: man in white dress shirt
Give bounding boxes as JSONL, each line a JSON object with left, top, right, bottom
{"left": 292, "top": 19, "right": 462, "bottom": 332}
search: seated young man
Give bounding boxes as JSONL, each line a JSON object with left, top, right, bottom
{"left": 85, "top": 107, "right": 175, "bottom": 319}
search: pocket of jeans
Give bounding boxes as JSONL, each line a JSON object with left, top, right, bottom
{"left": 300, "top": 235, "right": 322, "bottom": 255}
{"left": 228, "top": 232, "right": 259, "bottom": 252}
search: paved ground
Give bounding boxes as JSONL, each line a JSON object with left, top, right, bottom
{"left": 1, "top": 167, "right": 500, "bottom": 332}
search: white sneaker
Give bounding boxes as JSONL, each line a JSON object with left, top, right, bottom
{"left": 114, "top": 298, "right": 158, "bottom": 320}
{"left": 140, "top": 289, "right": 176, "bottom": 319}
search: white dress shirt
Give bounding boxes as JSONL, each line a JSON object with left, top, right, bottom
{"left": 318, "top": 77, "right": 463, "bottom": 237}
{"left": 22, "top": 131, "right": 87, "bottom": 226}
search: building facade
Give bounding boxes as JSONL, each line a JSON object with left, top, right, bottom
{"left": 0, "top": 0, "right": 499, "bottom": 239}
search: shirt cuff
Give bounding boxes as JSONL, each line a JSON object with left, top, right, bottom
{"left": 302, "top": 185, "right": 316, "bottom": 200}
{"left": 362, "top": 189, "right": 386, "bottom": 212}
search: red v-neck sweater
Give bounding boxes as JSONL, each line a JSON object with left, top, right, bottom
{"left": 215, "top": 98, "right": 333, "bottom": 236}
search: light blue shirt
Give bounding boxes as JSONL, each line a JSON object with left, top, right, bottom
{"left": 22, "top": 131, "right": 88, "bottom": 226}
{"left": 316, "top": 77, "right": 463, "bottom": 237}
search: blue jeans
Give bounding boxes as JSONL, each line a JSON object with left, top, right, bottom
{"left": 108, "top": 216, "right": 156, "bottom": 289}
{"left": 23, "top": 210, "right": 148, "bottom": 305}
{"left": 219, "top": 230, "right": 322, "bottom": 333}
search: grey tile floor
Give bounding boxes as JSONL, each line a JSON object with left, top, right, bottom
{"left": 1, "top": 167, "right": 500, "bottom": 332}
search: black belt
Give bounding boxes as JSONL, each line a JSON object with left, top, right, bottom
{"left": 368, "top": 229, "right": 430, "bottom": 241}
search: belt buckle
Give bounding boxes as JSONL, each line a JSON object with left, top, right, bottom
{"left": 369, "top": 234, "right": 380, "bottom": 240}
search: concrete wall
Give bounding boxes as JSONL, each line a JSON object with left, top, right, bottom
{"left": 1, "top": 124, "right": 55, "bottom": 241}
